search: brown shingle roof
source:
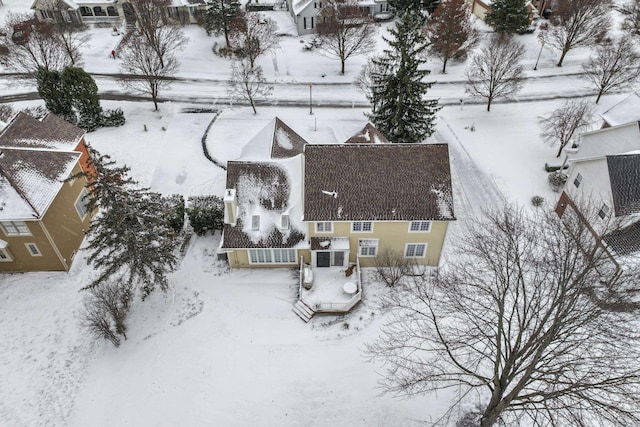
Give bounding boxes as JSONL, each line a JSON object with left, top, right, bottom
{"left": 270, "top": 117, "right": 307, "bottom": 159}
{"left": 0, "top": 112, "right": 85, "bottom": 151}
{"left": 303, "top": 144, "right": 455, "bottom": 222}
{"left": 222, "top": 160, "right": 306, "bottom": 249}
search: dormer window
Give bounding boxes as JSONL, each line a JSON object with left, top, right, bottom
{"left": 573, "top": 172, "right": 583, "bottom": 188}
{"left": 281, "top": 214, "right": 290, "bottom": 230}
{"left": 252, "top": 215, "right": 260, "bottom": 231}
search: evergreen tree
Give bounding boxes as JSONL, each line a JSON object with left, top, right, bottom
{"left": 485, "top": 0, "right": 530, "bottom": 34}
{"left": 82, "top": 147, "right": 177, "bottom": 300}
{"left": 368, "top": 14, "right": 441, "bottom": 143}
{"left": 35, "top": 67, "right": 75, "bottom": 123}
{"left": 61, "top": 67, "right": 103, "bottom": 131}
{"left": 388, "top": 0, "right": 423, "bottom": 15}
{"left": 204, "top": 0, "right": 242, "bottom": 49}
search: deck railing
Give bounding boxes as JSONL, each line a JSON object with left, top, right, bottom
{"left": 306, "top": 257, "right": 362, "bottom": 313}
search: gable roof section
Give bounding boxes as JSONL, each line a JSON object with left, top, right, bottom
{"left": 222, "top": 156, "right": 306, "bottom": 249}
{"left": 603, "top": 219, "right": 640, "bottom": 256}
{"left": 344, "top": 123, "right": 389, "bottom": 144}
{"left": 239, "top": 117, "right": 308, "bottom": 161}
{"left": 292, "top": 0, "right": 314, "bottom": 15}
{"left": 31, "top": 0, "right": 79, "bottom": 9}
{"left": 601, "top": 92, "right": 640, "bottom": 127}
{"left": 570, "top": 121, "right": 640, "bottom": 161}
{"left": 607, "top": 154, "right": 640, "bottom": 216}
{"left": 304, "top": 144, "right": 455, "bottom": 222}
{"left": 0, "top": 147, "right": 80, "bottom": 220}
{"left": 0, "top": 112, "right": 85, "bottom": 151}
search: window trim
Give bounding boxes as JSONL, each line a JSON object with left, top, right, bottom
{"left": 248, "top": 248, "right": 297, "bottom": 265}
{"left": 75, "top": 188, "right": 90, "bottom": 220}
{"left": 404, "top": 243, "right": 427, "bottom": 258}
{"left": 352, "top": 221, "right": 373, "bottom": 233}
{"left": 573, "top": 172, "right": 583, "bottom": 188}
{"left": 281, "top": 214, "right": 290, "bottom": 230}
{"left": 315, "top": 221, "right": 333, "bottom": 233}
{"left": 251, "top": 215, "right": 260, "bottom": 231}
{"left": 25, "top": 243, "right": 42, "bottom": 257}
{"left": 408, "top": 221, "right": 431, "bottom": 233}
{"left": 358, "top": 238, "right": 378, "bottom": 257}
{"left": 0, "top": 221, "right": 31, "bottom": 237}
{"left": 598, "top": 203, "right": 609, "bottom": 220}
{"left": 0, "top": 247, "right": 13, "bottom": 262}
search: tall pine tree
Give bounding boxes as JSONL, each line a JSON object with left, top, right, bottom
{"left": 81, "top": 147, "right": 177, "bottom": 301}
{"left": 368, "top": 14, "right": 440, "bottom": 143}
{"left": 485, "top": 0, "right": 530, "bottom": 34}
{"left": 204, "top": 0, "right": 242, "bottom": 49}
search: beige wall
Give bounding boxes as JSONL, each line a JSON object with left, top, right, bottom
{"left": 226, "top": 220, "right": 450, "bottom": 269}
{"left": 0, "top": 163, "right": 92, "bottom": 273}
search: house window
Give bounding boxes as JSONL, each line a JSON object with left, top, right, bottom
{"left": 0, "top": 221, "right": 31, "bottom": 236}
{"left": 405, "top": 243, "right": 427, "bottom": 258}
{"left": 40, "top": 10, "right": 54, "bottom": 20}
{"left": 409, "top": 221, "right": 431, "bottom": 232}
{"left": 249, "top": 248, "right": 297, "bottom": 264}
{"left": 251, "top": 215, "right": 260, "bottom": 231}
{"left": 281, "top": 214, "right": 290, "bottom": 230}
{"left": 75, "top": 188, "right": 90, "bottom": 220}
{"left": 315, "top": 222, "right": 333, "bottom": 233}
{"left": 303, "top": 16, "right": 314, "bottom": 29}
{"left": 93, "top": 6, "right": 106, "bottom": 17}
{"left": 598, "top": 203, "right": 609, "bottom": 219}
{"left": 352, "top": 221, "right": 373, "bottom": 232}
{"left": 107, "top": 6, "right": 119, "bottom": 16}
{"left": 25, "top": 243, "right": 41, "bottom": 257}
{"left": 358, "top": 239, "right": 378, "bottom": 257}
{"left": 0, "top": 248, "right": 13, "bottom": 262}
{"left": 79, "top": 6, "right": 92, "bottom": 17}
{"left": 573, "top": 172, "right": 583, "bottom": 188}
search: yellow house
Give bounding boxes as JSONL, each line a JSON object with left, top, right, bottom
{"left": 220, "top": 118, "right": 455, "bottom": 270}
{"left": 0, "top": 117, "right": 93, "bottom": 273}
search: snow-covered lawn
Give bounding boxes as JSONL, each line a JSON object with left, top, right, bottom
{"left": 0, "top": 0, "right": 638, "bottom": 424}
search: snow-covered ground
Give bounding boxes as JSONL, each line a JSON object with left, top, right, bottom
{"left": 0, "top": 0, "right": 637, "bottom": 425}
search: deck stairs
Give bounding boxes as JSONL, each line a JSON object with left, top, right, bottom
{"left": 292, "top": 300, "right": 315, "bottom": 322}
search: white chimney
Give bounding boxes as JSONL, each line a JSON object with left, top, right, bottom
{"left": 224, "top": 189, "right": 238, "bottom": 226}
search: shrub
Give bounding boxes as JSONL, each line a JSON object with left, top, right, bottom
{"left": 372, "top": 248, "right": 413, "bottom": 287}
{"left": 101, "top": 108, "right": 126, "bottom": 127}
{"left": 186, "top": 195, "right": 224, "bottom": 235}
{"left": 548, "top": 171, "right": 567, "bottom": 193}
{"left": 0, "top": 104, "right": 14, "bottom": 122}
{"left": 531, "top": 195, "right": 544, "bottom": 207}
{"left": 164, "top": 194, "right": 185, "bottom": 233}
{"left": 21, "top": 105, "right": 47, "bottom": 120}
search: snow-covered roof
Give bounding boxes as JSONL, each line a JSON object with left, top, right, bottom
{"left": 239, "top": 117, "right": 307, "bottom": 161}
{"left": 0, "top": 112, "right": 85, "bottom": 152}
{"left": 170, "top": 0, "right": 208, "bottom": 6}
{"left": 601, "top": 92, "right": 640, "bottom": 127}
{"left": 568, "top": 121, "right": 640, "bottom": 161}
{"left": 222, "top": 155, "right": 306, "bottom": 249}
{"left": 292, "top": 0, "right": 314, "bottom": 15}
{"left": 304, "top": 144, "right": 455, "bottom": 222}
{"left": 31, "top": 0, "right": 79, "bottom": 9}
{"left": 0, "top": 147, "right": 80, "bottom": 220}
{"left": 343, "top": 122, "right": 389, "bottom": 144}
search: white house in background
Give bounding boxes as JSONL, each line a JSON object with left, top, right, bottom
{"left": 285, "top": 0, "right": 391, "bottom": 35}
{"left": 469, "top": 0, "right": 538, "bottom": 25}
{"left": 600, "top": 92, "right": 640, "bottom": 128}
{"left": 556, "top": 121, "right": 640, "bottom": 263}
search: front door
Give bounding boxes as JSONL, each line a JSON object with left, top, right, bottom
{"left": 317, "top": 251, "right": 330, "bottom": 267}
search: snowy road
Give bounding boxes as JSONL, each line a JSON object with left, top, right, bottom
{"left": 0, "top": 70, "right": 621, "bottom": 107}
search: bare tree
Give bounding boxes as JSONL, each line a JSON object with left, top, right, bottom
{"left": 52, "top": 20, "right": 91, "bottom": 66}
{"left": 354, "top": 55, "right": 387, "bottom": 112}
{"left": 546, "top": 0, "right": 611, "bottom": 67}
{"left": 581, "top": 37, "right": 640, "bottom": 104}
{"left": 423, "top": 0, "right": 478, "bottom": 74}
{"left": 130, "top": 0, "right": 187, "bottom": 68}
{"left": 619, "top": 0, "right": 640, "bottom": 36}
{"left": 372, "top": 248, "right": 420, "bottom": 287}
{"left": 0, "top": 12, "right": 70, "bottom": 73}
{"left": 316, "top": 0, "right": 376, "bottom": 75}
{"left": 119, "top": 33, "right": 179, "bottom": 110}
{"left": 227, "top": 58, "right": 272, "bottom": 114}
{"left": 80, "top": 280, "right": 131, "bottom": 347}
{"left": 366, "top": 205, "right": 640, "bottom": 427}
{"left": 465, "top": 35, "right": 525, "bottom": 112}
{"left": 540, "top": 98, "right": 594, "bottom": 157}
{"left": 230, "top": 12, "right": 280, "bottom": 69}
